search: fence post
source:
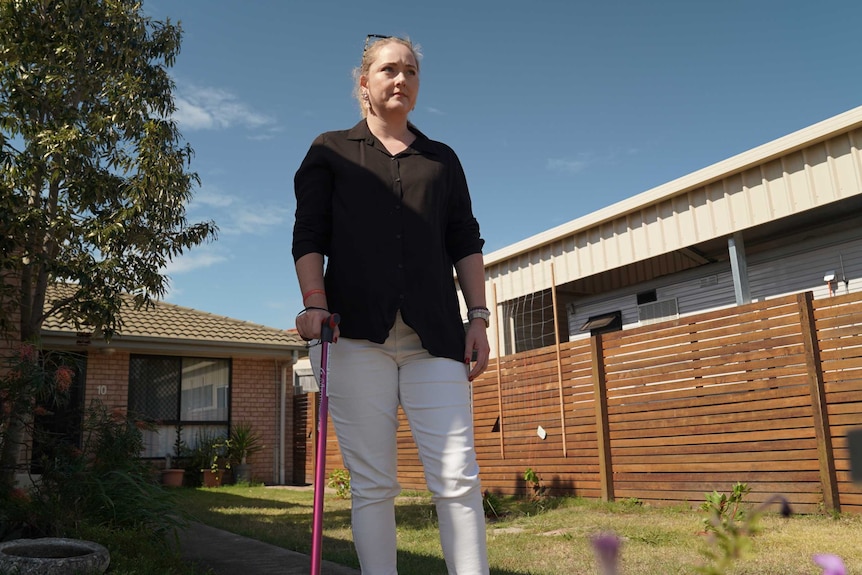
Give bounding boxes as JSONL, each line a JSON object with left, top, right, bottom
{"left": 797, "top": 291, "right": 839, "bottom": 512}
{"left": 591, "top": 333, "right": 614, "bottom": 502}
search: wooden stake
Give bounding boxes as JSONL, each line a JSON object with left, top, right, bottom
{"left": 492, "top": 283, "right": 505, "bottom": 459}
{"left": 551, "top": 263, "right": 568, "bottom": 457}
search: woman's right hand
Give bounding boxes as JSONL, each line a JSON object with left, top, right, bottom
{"left": 295, "top": 308, "right": 339, "bottom": 342}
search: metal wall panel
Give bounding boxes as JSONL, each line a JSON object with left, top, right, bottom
{"left": 564, "top": 230, "right": 862, "bottom": 341}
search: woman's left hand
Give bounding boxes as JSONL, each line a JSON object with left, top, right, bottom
{"left": 464, "top": 321, "right": 490, "bottom": 381}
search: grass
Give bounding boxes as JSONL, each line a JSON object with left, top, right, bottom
{"left": 172, "top": 485, "right": 862, "bottom": 575}
{"left": 78, "top": 524, "right": 213, "bottom": 575}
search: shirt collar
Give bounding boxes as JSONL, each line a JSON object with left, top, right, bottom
{"left": 346, "top": 120, "right": 437, "bottom": 156}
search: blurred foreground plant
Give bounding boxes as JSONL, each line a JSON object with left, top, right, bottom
{"left": 696, "top": 482, "right": 791, "bottom": 574}
{"left": 590, "top": 483, "right": 809, "bottom": 575}
{"left": 813, "top": 554, "right": 847, "bottom": 575}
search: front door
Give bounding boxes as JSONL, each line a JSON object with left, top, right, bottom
{"left": 30, "top": 351, "right": 87, "bottom": 474}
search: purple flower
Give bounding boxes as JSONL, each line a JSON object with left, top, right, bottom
{"left": 591, "top": 532, "right": 621, "bottom": 575}
{"left": 813, "top": 554, "right": 846, "bottom": 575}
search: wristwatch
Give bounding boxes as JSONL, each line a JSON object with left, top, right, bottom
{"left": 467, "top": 307, "right": 491, "bottom": 328}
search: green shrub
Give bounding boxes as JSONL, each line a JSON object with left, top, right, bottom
{"left": 696, "top": 482, "right": 791, "bottom": 575}
{"left": 327, "top": 469, "right": 351, "bottom": 499}
{"left": 3, "top": 402, "right": 187, "bottom": 540}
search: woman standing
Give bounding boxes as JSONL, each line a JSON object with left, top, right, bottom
{"left": 293, "top": 35, "right": 490, "bottom": 574}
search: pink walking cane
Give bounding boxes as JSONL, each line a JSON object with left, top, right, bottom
{"left": 311, "top": 313, "right": 340, "bottom": 575}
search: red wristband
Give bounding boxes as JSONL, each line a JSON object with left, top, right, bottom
{"left": 302, "top": 288, "right": 326, "bottom": 303}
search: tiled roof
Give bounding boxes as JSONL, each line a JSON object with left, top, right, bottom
{"left": 41, "top": 284, "right": 305, "bottom": 349}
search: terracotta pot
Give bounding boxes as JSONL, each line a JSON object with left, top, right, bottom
{"left": 201, "top": 469, "right": 222, "bottom": 488}
{"left": 160, "top": 468, "right": 185, "bottom": 488}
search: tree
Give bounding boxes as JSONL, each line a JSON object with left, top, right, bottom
{"left": 0, "top": 0, "right": 217, "bottom": 487}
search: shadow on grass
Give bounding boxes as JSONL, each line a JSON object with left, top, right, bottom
{"left": 173, "top": 488, "right": 533, "bottom": 575}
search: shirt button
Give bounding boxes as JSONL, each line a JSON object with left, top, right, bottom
{"left": 395, "top": 178, "right": 401, "bottom": 182}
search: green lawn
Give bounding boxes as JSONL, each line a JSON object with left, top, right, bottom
{"left": 171, "top": 484, "right": 862, "bottom": 575}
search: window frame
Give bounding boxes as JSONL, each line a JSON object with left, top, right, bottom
{"left": 128, "top": 354, "right": 232, "bottom": 459}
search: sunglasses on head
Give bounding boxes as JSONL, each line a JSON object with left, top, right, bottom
{"left": 364, "top": 34, "right": 404, "bottom": 52}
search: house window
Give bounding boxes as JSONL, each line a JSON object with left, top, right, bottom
{"left": 128, "top": 355, "right": 231, "bottom": 458}
{"left": 580, "top": 311, "right": 623, "bottom": 336}
{"left": 638, "top": 298, "right": 679, "bottom": 325}
{"left": 636, "top": 290, "right": 658, "bottom": 305}
{"left": 501, "top": 289, "right": 557, "bottom": 354}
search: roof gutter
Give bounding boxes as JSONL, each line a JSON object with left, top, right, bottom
{"left": 40, "top": 330, "right": 305, "bottom": 359}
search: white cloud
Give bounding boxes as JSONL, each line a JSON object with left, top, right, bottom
{"left": 247, "top": 133, "right": 275, "bottom": 141}
{"left": 162, "top": 283, "right": 181, "bottom": 299}
{"left": 547, "top": 147, "right": 644, "bottom": 175}
{"left": 546, "top": 157, "right": 590, "bottom": 174}
{"left": 186, "top": 181, "right": 288, "bottom": 237}
{"left": 222, "top": 206, "right": 289, "bottom": 235}
{"left": 425, "top": 107, "right": 445, "bottom": 115}
{"left": 163, "top": 247, "right": 228, "bottom": 275}
{"left": 173, "top": 83, "right": 273, "bottom": 131}
{"left": 247, "top": 126, "right": 284, "bottom": 142}
{"left": 192, "top": 185, "right": 236, "bottom": 209}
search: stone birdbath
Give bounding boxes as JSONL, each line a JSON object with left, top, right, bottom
{"left": 0, "top": 537, "right": 110, "bottom": 574}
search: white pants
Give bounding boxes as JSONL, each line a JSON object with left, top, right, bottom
{"left": 312, "top": 313, "right": 489, "bottom": 575}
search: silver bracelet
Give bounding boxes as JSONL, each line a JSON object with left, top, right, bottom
{"left": 467, "top": 307, "right": 490, "bottom": 328}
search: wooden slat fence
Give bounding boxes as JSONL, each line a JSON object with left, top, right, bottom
{"left": 599, "top": 293, "right": 824, "bottom": 512}
{"left": 306, "top": 290, "right": 862, "bottom": 514}
{"left": 813, "top": 291, "right": 862, "bottom": 513}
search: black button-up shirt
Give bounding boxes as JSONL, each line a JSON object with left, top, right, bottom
{"left": 292, "top": 120, "right": 484, "bottom": 362}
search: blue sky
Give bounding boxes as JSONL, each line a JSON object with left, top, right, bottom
{"left": 144, "top": 0, "right": 862, "bottom": 330}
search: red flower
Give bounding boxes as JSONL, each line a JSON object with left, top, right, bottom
{"left": 18, "top": 343, "right": 36, "bottom": 362}
{"left": 33, "top": 406, "right": 50, "bottom": 417}
{"left": 10, "top": 488, "right": 30, "bottom": 502}
{"left": 54, "top": 366, "right": 74, "bottom": 392}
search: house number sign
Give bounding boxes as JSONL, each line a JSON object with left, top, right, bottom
{"left": 97, "top": 385, "right": 107, "bottom": 396}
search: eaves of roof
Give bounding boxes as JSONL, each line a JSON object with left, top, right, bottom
{"left": 40, "top": 329, "right": 302, "bottom": 359}
{"left": 41, "top": 284, "right": 306, "bottom": 358}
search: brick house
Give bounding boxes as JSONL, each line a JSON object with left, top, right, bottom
{"left": 34, "top": 286, "right": 308, "bottom": 485}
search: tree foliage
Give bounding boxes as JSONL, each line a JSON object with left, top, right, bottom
{"left": 0, "top": 0, "right": 216, "bottom": 343}
{"left": 0, "top": 0, "right": 216, "bottom": 486}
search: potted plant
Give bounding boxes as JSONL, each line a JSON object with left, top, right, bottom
{"left": 208, "top": 436, "right": 231, "bottom": 487}
{"left": 227, "top": 422, "right": 262, "bottom": 483}
{"left": 160, "top": 425, "right": 186, "bottom": 487}
{"left": 191, "top": 429, "right": 226, "bottom": 488}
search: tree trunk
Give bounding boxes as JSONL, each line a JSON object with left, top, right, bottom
{"left": 0, "top": 415, "right": 30, "bottom": 491}
{"left": 0, "top": 262, "right": 46, "bottom": 489}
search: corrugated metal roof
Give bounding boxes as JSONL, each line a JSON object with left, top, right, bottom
{"left": 41, "top": 284, "right": 305, "bottom": 351}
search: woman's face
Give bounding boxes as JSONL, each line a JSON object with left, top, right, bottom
{"left": 361, "top": 41, "right": 419, "bottom": 119}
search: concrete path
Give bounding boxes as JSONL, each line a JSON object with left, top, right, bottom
{"left": 177, "top": 521, "right": 359, "bottom": 575}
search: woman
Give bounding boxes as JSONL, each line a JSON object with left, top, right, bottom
{"left": 293, "top": 35, "right": 490, "bottom": 574}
